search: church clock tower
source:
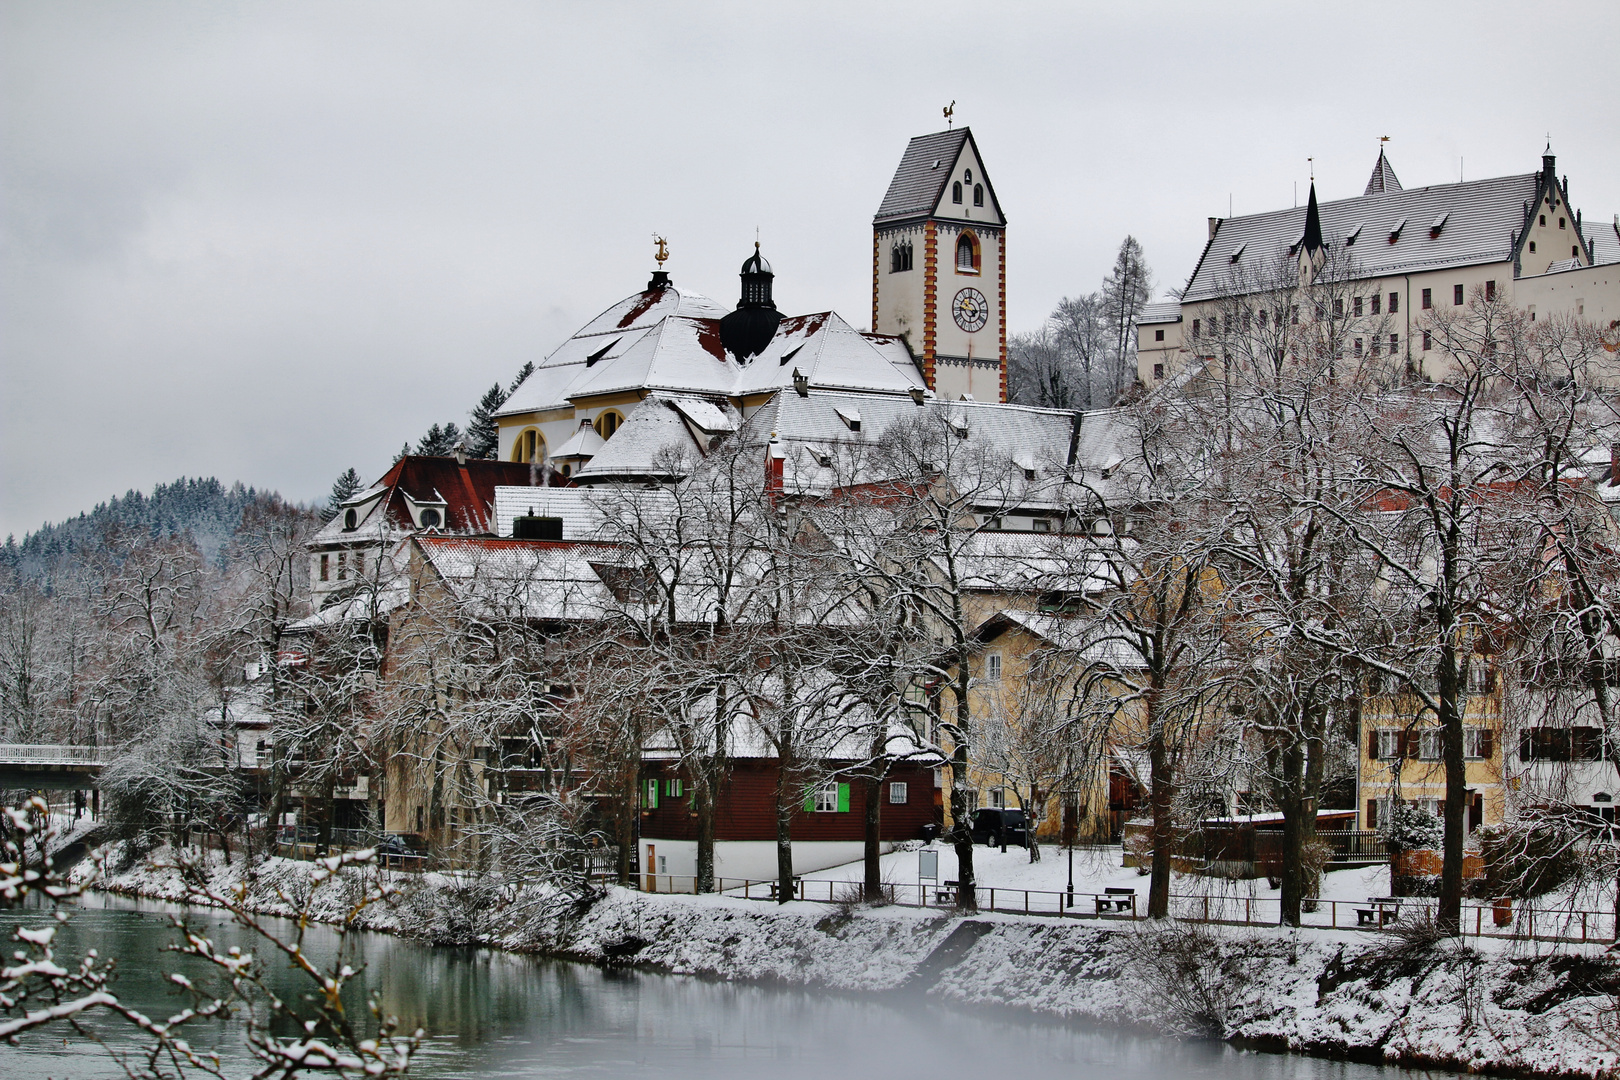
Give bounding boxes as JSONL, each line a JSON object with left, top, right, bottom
{"left": 872, "top": 126, "right": 1007, "bottom": 402}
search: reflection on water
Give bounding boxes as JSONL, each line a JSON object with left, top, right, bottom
{"left": 0, "top": 892, "right": 1421, "bottom": 1080}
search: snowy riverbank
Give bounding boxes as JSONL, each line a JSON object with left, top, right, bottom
{"left": 80, "top": 846, "right": 1620, "bottom": 1078}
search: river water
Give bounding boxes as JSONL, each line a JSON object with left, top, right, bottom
{"left": 0, "top": 893, "right": 1432, "bottom": 1080}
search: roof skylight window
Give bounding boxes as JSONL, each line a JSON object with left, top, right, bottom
{"left": 1429, "top": 211, "right": 1449, "bottom": 238}
{"left": 1388, "top": 218, "right": 1406, "bottom": 243}
{"left": 779, "top": 343, "right": 804, "bottom": 367}
{"left": 1344, "top": 224, "right": 1364, "bottom": 246}
{"left": 1229, "top": 242, "right": 1247, "bottom": 263}
{"left": 834, "top": 406, "right": 861, "bottom": 432}
{"left": 585, "top": 337, "right": 621, "bottom": 366}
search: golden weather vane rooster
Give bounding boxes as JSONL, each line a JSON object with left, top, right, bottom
{"left": 943, "top": 100, "right": 955, "bottom": 129}
{"left": 653, "top": 234, "right": 669, "bottom": 269}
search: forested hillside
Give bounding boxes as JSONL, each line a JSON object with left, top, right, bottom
{"left": 1, "top": 477, "right": 272, "bottom": 578}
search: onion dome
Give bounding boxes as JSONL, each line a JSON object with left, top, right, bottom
{"left": 720, "top": 242, "right": 782, "bottom": 361}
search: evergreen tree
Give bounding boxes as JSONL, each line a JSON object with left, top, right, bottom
{"left": 507, "top": 361, "right": 534, "bottom": 395}
{"left": 323, "top": 468, "right": 362, "bottom": 523}
{"left": 466, "top": 383, "right": 506, "bottom": 459}
{"left": 414, "top": 422, "right": 463, "bottom": 457}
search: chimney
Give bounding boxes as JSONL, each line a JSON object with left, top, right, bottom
{"left": 909, "top": 386, "right": 926, "bottom": 406}
{"left": 765, "top": 432, "right": 785, "bottom": 501}
{"left": 792, "top": 367, "right": 809, "bottom": 397}
{"left": 1208, "top": 216, "right": 1221, "bottom": 240}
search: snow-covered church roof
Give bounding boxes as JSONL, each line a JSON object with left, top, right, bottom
{"left": 496, "top": 279, "right": 925, "bottom": 419}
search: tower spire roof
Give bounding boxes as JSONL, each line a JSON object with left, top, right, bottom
{"left": 1364, "top": 147, "right": 1403, "bottom": 195}
{"left": 1301, "top": 181, "right": 1325, "bottom": 256}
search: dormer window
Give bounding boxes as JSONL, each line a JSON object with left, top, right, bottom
{"left": 1229, "top": 242, "right": 1246, "bottom": 263}
{"left": 952, "top": 182, "right": 963, "bottom": 204}
{"left": 343, "top": 508, "right": 358, "bottom": 531}
{"left": 1388, "top": 218, "right": 1406, "bottom": 243}
{"left": 834, "top": 407, "right": 861, "bottom": 432}
{"left": 1345, "top": 224, "right": 1363, "bottom": 246}
{"left": 585, "top": 337, "right": 620, "bottom": 367}
{"left": 1429, "top": 211, "right": 1449, "bottom": 239}
{"left": 419, "top": 508, "right": 441, "bottom": 529}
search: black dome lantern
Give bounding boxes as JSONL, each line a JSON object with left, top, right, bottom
{"left": 719, "top": 242, "right": 782, "bottom": 361}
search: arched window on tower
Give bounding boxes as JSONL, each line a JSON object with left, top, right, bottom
{"left": 952, "top": 182, "right": 963, "bottom": 204}
{"left": 594, "top": 411, "right": 622, "bottom": 439}
{"left": 956, "top": 232, "right": 980, "bottom": 273}
{"left": 973, "top": 184, "right": 984, "bottom": 207}
{"left": 890, "top": 240, "right": 913, "bottom": 273}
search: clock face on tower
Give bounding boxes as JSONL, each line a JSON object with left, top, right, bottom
{"left": 952, "top": 287, "right": 989, "bottom": 332}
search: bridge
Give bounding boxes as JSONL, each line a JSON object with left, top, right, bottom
{"left": 0, "top": 744, "right": 107, "bottom": 790}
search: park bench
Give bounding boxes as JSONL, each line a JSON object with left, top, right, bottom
{"left": 1095, "top": 887, "right": 1136, "bottom": 914}
{"left": 767, "top": 877, "right": 803, "bottom": 901}
{"left": 1355, "top": 896, "right": 1402, "bottom": 926}
{"left": 935, "top": 880, "right": 959, "bottom": 905}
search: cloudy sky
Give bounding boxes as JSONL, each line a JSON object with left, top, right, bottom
{"left": 4, "top": 1, "right": 1616, "bottom": 538}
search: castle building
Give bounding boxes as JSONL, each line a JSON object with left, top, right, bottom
{"left": 871, "top": 127, "right": 1008, "bottom": 403}
{"left": 1139, "top": 148, "right": 1620, "bottom": 385}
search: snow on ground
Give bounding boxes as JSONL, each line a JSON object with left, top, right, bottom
{"left": 73, "top": 843, "right": 1620, "bottom": 1077}
{"left": 803, "top": 842, "right": 1391, "bottom": 903}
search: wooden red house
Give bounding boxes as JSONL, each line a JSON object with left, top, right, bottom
{"left": 637, "top": 757, "right": 942, "bottom": 890}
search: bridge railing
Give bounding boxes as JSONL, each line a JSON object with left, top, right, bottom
{"left": 0, "top": 744, "right": 107, "bottom": 766}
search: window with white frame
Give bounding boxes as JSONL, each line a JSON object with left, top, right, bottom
{"left": 1376, "top": 729, "right": 1401, "bottom": 760}
{"left": 889, "top": 781, "right": 908, "bottom": 805}
{"left": 1419, "top": 730, "right": 1442, "bottom": 761}
{"left": 987, "top": 788, "right": 1004, "bottom": 808}
{"left": 984, "top": 653, "right": 1002, "bottom": 683}
{"left": 814, "top": 781, "right": 839, "bottom": 813}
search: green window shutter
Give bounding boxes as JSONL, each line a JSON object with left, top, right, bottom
{"left": 837, "top": 783, "right": 850, "bottom": 813}
{"left": 803, "top": 790, "right": 815, "bottom": 813}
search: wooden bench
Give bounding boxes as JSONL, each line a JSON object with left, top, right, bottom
{"left": 1095, "top": 887, "right": 1135, "bottom": 914}
{"left": 1355, "top": 897, "right": 1402, "bottom": 926}
{"left": 767, "top": 877, "right": 803, "bottom": 901}
{"left": 935, "top": 879, "right": 959, "bottom": 905}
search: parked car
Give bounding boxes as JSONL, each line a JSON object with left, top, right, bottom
{"left": 970, "top": 808, "right": 1028, "bottom": 848}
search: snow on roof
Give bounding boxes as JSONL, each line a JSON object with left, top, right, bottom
{"left": 491, "top": 485, "right": 680, "bottom": 540}
{"left": 1138, "top": 301, "right": 1182, "bottom": 325}
{"left": 573, "top": 397, "right": 707, "bottom": 481}
{"left": 1184, "top": 171, "right": 1542, "bottom": 301}
{"left": 874, "top": 128, "right": 970, "bottom": 224}
{"left": 552, "top": 423, "right": 607, "bottom": 460}
{"left": 669, "top": 396, "right": 736, "bottom": 433}
{"left": 310, "top": 457, "right": 538, "bottom": 545}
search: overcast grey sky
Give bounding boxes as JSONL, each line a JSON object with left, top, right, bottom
{"left": 4, "top": 1, "right": 1617, "bottom": 538}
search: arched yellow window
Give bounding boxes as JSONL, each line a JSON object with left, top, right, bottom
{"left": 955, "top": 231, "right": 980, "bottom": 273}
{"left": 594, "top": 410, "right": 623, "bottom": 439}
{"left": 511, "top": 428, "right": 545, "bottom": 463}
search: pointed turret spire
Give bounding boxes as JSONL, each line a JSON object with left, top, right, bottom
{"left": 1301, "top": 182, "right": 1325, "bottom": 256}
{"left": 1364, "top": 146, "right": 1402, "bottom": 195}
